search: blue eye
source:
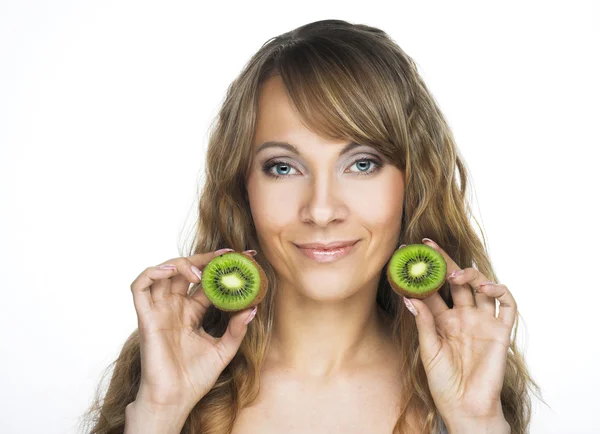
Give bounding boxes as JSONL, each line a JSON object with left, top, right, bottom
{"left": 275, "top": 164, "right": 292, "bottom": 175}
{"left": 351, "top": 159, "right": 376, "bottom": 173}
{"left": 262, "top": 161, "right": 298, "bottom": 178}
{"left": 346, "top": 158, "right": 382, "bottom": 176}
{"left": 261, "top": 157, "right": 382, "bottom": 179}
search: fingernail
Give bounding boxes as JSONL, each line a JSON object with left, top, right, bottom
{"left": 191, "top": 265, "right": 202, "bottom": 280}
{"left": 158, "top": 264, "right": 177, "bottom": 269}
{"left": 214, "top": 248, "right": 235, "bottom": 256}
{"left": 244, "top": 306, "right": 258, "bottom": 324}
{"left": 243, "top": 250, "right": 257, "bottom": 257}
{"left": 449, "top": 269, "right": 464, "bottom": 278}
{"left": 422, "top": 238, "right": 437, "bottom": 247}
{"left": 398, "top": 244, "right": 407, "bottom": 249}
{"left": 403, "top": 297, "right": 418, "bottom": 316}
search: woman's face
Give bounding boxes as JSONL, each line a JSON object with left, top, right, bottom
{"left": 246, "top": 75, "right": 405, "bottom": 301}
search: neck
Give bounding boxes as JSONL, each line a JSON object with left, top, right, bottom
{"left": 267, "top": 276, "right": 395, "bottom": 378}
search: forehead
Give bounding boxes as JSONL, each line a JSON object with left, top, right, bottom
{"left": 253, "top": 75, "right": 316, "bottom": 148}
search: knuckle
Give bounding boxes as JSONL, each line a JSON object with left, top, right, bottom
{"left": 152, "top": 258, "right": 189, "bottom": 274}
{"left": 180, "top": 256, "right": 194, "bottom": 267}
{"left": 186, "top": 253, "right": 210, "bottom": 267}
{"left": 497, "top": 284, "right": 510, "bottom": 297}
{"left": 130, "top": 257, "right": 195, "bottom": 293}
{"left": 130, "top": 274, "right": 148, "bottom": 292}
{"left": 156, "top": 258, "right": 181, "bottom": 268}
{"left": 179, "top": 257, "right": 198, "bottom": 275}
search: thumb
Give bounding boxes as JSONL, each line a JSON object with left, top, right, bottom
{"left": 217, "top": 306, "right": 257, "bottom": 363}
{"left": 404, "top": 297, "right": 440, "bottom": 360}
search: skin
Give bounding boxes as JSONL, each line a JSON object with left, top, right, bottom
{"left": 235, "top": 75, "right": 411, "bottom": 432}
{"left": 126, "top": 74, "right": 515, "bottom": 434}
{"left": 406, "top": 239, "right": 514, "bottom": 433}
{"left": 236, "top": 75, "right": 516, "bottom": 433}
{"left": 246, "top": 75, "right": 405, "bottom": 377}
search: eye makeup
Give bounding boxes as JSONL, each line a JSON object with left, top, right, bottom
{"left": 261, "top": 155, "right": 383, "bottom": 180}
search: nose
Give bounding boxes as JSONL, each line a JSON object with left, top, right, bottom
{"left": 299, "top": 171, "right": 348, "bottom": 227}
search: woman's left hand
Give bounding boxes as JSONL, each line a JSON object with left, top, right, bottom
{"left": 403, "top": 238, "right": 517, "bottom": 426}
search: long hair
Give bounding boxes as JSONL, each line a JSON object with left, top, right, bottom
{"left": 80, "top": 19, "right": 543, "bottom": 434}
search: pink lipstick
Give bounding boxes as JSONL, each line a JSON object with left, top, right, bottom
{"left": 295, "top": 240, "right": 359, "bottom": 263}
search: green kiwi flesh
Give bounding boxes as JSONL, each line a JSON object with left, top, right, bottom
{"left": 386, "top": 244, "right": 447, "bottom": 299}
{"left": 201, "top": 252, "right": 268, "bottom": 312}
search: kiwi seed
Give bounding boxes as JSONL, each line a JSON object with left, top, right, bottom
{"left": 386, "top": 244, "right": 447, "bottom": 299}
{"left": 201, "top": 252, "right": 268, "bottom": 312}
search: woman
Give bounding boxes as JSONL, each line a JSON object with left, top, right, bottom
{"left": 81, "top": 19, "right": 541, "bottom": 434}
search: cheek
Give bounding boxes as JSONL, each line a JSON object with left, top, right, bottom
{"left": 247, "top": 177, "right": 299, "bottom": 236}
{"left": 345, "top": 175, "right": 404, "bottom": 228}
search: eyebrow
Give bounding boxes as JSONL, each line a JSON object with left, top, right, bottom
{"left": 255, "top": 141, "right": 364, "bottom": 157}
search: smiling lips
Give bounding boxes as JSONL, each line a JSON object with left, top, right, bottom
{"left": 295, "top": 240, "right": 359, "bottom": 263}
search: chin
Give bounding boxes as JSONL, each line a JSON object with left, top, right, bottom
{"left": 296, "top": 272, "right": 358, "bottom": 302}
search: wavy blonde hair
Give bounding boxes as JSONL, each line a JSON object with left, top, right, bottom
{"left": 80, "top": 19, "right": 543, "bottom": 434}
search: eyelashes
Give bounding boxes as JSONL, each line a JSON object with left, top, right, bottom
{"left": 261, "top": 157, "right": 383, "bottom": 180}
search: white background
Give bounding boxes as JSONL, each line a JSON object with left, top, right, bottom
{"left": 1, "top": 1, "right": 598, "bottom": 433}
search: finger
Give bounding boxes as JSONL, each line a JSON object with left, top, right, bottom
{"left": 478, "top": 283, "right": 517, "bottom": 327}
{"left": 403, "top": 297, "right": 441, "bottom": 362}
{"left": 420, "top": 291, "right": 450, "bottom": 317}
{"left": 447, "top": 267, "right": 495, "bottom": 316}
{"left": 474, "top": 286, "right": 496, "bottom": 317}
{"left": 150, "top": 265, "right": 176, "bottom": 301}
{"left": 130, "top": 268, "right": 155, "bottom": 314}
{"left": 216, "top": 306, "right": 257, "bottom": 365}
{"left": 130, "top": 266, "right": 178, "bottom": 313}
{"left": 188, "top": 283, "right": 213, "bottom": 318}
{"left": 422, "top": 238, "right": 474, "bottom": 308}
{"left": 242, "top": 250, "right": 257, "bottom": 257}
{"left": 169, "top": 258, "right": 204, "bottom": 297}
{"left": 151, "top": 258, "right": 202, "bottom": 301}
{"left": 186, "top": 248, "right": 235, "bottom": 269}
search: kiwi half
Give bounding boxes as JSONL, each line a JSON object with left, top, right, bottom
{"left": 201, "top": 252, "right": 268, "bottom": 312}
{"left": 386, "top": 244, "right": 447, "bottom": 299}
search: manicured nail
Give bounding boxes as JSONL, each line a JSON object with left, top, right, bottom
{"left": 244, "top": 306, "right": 258, "bottom": 324}
{"left": 422, "top": 238, "right": 437, "bottom": 247}
{"left": 243, "top": 250, "right": 257, "bottom": 257}
{"left": 398, "top": 244, "right": 407, "bottom": 249}
{"left": 191, "top": 265, "right": 202, "bottom": 280}
{"left": 403, "top": 297, "right": 418, "bottom": 316}
{"left": 449, "top": 269, "right": 464, "bottom": 278}
{"left": 158, "top": 264, "right": 177, "bottom": 270}
{"left": 214, "top": 248, "right": 235, "bottom": 256}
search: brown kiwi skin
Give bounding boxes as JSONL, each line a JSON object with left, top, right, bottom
{"left": 386, "top": 244, "right": 447, "bottom": 300}
{"left": 208, "top": 251, "right": 269, "bottom": 313}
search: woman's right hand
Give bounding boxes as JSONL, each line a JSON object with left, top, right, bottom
{"left": 128, "top": 248, "right": 259, "bottom": 414}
